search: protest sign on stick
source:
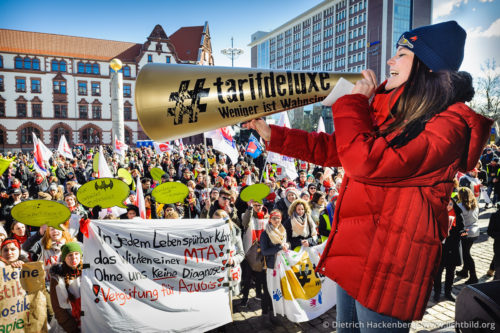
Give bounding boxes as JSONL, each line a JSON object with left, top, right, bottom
{"left": 11, "top": 200, "right": 71, "bottom": 230}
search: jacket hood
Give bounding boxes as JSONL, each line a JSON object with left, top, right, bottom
{"left": 448, "top": 103, "right": 493, "bottom": 172}
{"left": 288, "top": 198, "right": 311, "bottom": 217}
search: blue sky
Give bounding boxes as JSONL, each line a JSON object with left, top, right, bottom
{"left": 0, "top": 0, "right": 498, "bottom": 75}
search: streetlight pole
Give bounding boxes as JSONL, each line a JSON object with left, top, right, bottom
{"left": 221, "top": 37, "right": 244, "bottom": 67}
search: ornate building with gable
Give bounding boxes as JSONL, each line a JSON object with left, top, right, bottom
{"left": 0, "top": 22, "right": 214, "bottom": 150}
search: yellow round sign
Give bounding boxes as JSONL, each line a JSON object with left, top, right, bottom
{"left": 152, "top": 182, "right": 189, "bottom": 204}
{"left": 93, "top": 152, "right": 99, "bottom": 173}
{"left": 76, "top": 178, "right": 130, "bottom": 208}
{"left": 150, "top": 167, "right": 166, "bottom": 182}
{"left": 240, "top": 183, "right": 270, "bottom": 204}
{"left": 11, "top": 200, "right": 71, "bottom": 230}
{"left": 117, "top": 168, "right": 133, "bottom": 185}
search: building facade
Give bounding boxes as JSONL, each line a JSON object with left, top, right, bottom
{"left": 248, "top": 0, "right": 431, "bottom": 132}
{"left": 0, "top": 23, "right": 214, "bottom": 151}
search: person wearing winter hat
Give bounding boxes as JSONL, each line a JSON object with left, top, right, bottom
{"left": 50, "top": 241, "right": 83, "bottom": 332}
{"left": 246, "top": 20, "right": 492, "bottom": 328}
{"left": 273, "top": 187, "right": 298, "bottom": 222}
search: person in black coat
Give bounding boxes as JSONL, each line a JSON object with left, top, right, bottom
{"left": 433, "top": 198, "right": 465, "bottom": 302}
{"left": 487, "top": 204, "right": 500, "bottom": 280}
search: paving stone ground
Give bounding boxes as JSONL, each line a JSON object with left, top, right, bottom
{"left": 224, "top": 204, "right": 497, "bottom": 333}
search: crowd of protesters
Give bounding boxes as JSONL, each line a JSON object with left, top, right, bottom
{"left": 0, "top": 137, "right": 499, "bottom": 331}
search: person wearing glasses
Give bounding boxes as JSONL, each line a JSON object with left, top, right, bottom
{"left": 209, "top": 188, "right": 240, "bottom": 227}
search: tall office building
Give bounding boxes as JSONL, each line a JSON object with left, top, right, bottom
{"left": 249, "top": 0, "right": 431, "bottom": 132}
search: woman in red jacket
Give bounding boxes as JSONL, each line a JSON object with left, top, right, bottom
{"left": 246, "top": 21, "right": 492, "bottom": 330}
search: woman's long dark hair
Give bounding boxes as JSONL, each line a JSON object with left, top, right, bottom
{"left": 382, "top": 56, "right": 461, "bottom": 148}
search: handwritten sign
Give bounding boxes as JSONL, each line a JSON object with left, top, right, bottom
{"left": 240, "top": 183, "right": 270, "bottom": 204}
{"left": 82, "top": 219, "right": 232, "bottom": 332}
{"left": 150, "top": 167, "right": 166, "bottom": 182}
{"left": 76, "top": 178, "right": 129, "bottom": 209}
{"left": 152, "top": 182, "right": 189, "bottom": 204}
{"left": 0, "top": 262, "right": 47, "bottom": 332}
{"left": 11, "top": 200, "right": 71, "bottom": 229}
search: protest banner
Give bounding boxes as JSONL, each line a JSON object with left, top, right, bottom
{"left": 11, "top": 200, "right": 71, "bottom": 230}
{"left": 76, "top": 178, "right": 129, "bottom": 209}
{"left": 0, "top": 262, "right": 47, "bottom": 332}
{"left": 267, "top": 243, "right": 336, "bottom": 322}
{"left": 82, "top": 219, "right": 233, "bottom": 332}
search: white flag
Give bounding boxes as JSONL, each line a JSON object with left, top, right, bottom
{"left": 175, "top": 139, "right": 185, "bottom": 158}
{"left": 134, "top": 176, "right": 147, "bottom": 219}
{"left": 57, "top": 134, "right": 73, "bottom": 159}
{"left": 98, "top": 145, "right": 113, "bottom": 178}
{"left": 266, "top": 113, "right": 298, "bottom": 180}
{"left": 205, "top": 127, "right": 239, "bottom": 165}
{"left": 32, "top": 133, "right": 50, "bottom": 175}
{"left": 114, "top": 136, "right": 128, "bottom": 156}
{"left": 317, "top": 116, "right": 325, "bottom": 133}
{"left": 33, "top": 132, "right": 53, "bottom": 162}
{"left": 153, "top": 142, "right": 171, "bottom": 155}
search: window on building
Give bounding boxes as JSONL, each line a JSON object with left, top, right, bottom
{"left": 0, "top": 100, "right": 5, "bottom": 117}
{"left": 124, "top": 104, "right": 132, "bottom": 120}
{"left": 32, "top": 103, "right": 42, "bottom": 117}
{"left": 60, "top": 61, "right": 67, "bottom": 72}
{"left": 125, "top": 129, "right": 132, "bottom": 145}
{"left": 0, "top": 76, "right": 4, "bottom": 91}
{"left": 53, "top": 80, "right": 67, "bottom": 94}
{"left": 51, "top": 60, "right": 59, "bottom": 72}
{"left": 91, "top": 82, "right": 101, "bottom": 96}
{"left": 15, "top": 57, "right": 23, "bottom": 69}
{"left": 0, "top": 56, "right": 3, "bottom": 68}
{"left": 78, "top": 81, "right": 87, "bottom": 95}
{"left": 23, "top": 57, "right": 31, "bottom": 70}
{"left": 92, "top": 105, "right": 101, "bottom": 119}
{"left": 81, "top": 127, "right": 100, "bottom": 144}
{"left": 0, "top": 129, "right": 3, "bottom": 145}
{"left": 20, "top": 127, "right": 40, "bottom": 144}
{"left": 16, "top": 78, "right": 26, "bottom": 92}
{"left": 31, "top": 79, "right": 41, "bottom": 93}
{"left": 79, "top": 105, "right": 88, "bottom": 119}
{"left": 85, "top": 63, "right": 92, "bottom": 74}
{"left": 92, "top": 64, "right": 100, "bottom": 75}
{"left": 148, "top": 55, "right": 153, "bottom": 62}
{"left": 166, "top": 56, "right": 171, "bottom": 63}
{"left": 17, "top": 101, "right": 27, "bottom": 117}
{"left": 123, "top": 66, "right": 131, "bottom": 77}
{"left": 32, "top": 58, "right": 40, "bottom": 70}
{"left": 53, "top": 127, "right": 70, "bottom": 145}
{"left": 123, "top": 84, "right": 131, "bottom": 97}
{"left": 78, "top": 62, "right": 85, "bottom": 73}
{"left": 54, "top": 104, "right": 68, "bottom": 118}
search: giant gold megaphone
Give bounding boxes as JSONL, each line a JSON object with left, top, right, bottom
{"left": 135, "top": 64, "right": 362, "bottom": 142}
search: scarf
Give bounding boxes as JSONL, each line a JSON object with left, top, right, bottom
{"left": 13, "top": 233, "right": 28, "bottom": 245}
{"left": 265, "top": 223, "right": 287, "bottom": 245}
{"left": 291, "top": 212, "right": 317, "bottom": 238}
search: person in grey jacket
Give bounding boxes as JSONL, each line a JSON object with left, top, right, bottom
{"left": 456, "top": 187, "right": 480, "bottom": 284}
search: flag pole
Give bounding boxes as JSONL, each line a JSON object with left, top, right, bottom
{"left": 203, "top": 134, "right": 210, "bottom": 187}
{"left": 259, "top": 155, "right": 269, "bottom": 183}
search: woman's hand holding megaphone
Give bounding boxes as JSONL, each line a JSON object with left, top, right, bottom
{"left": 244, "top": 118, "right": 271, "bottom": 142}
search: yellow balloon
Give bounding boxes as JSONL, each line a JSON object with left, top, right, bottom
{"left": 110, "top": 58, "right": 123, "bottom": 71}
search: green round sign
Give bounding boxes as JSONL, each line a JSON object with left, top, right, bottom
{"left": 11, "top": 200, "right": 71, "bottom": 230}
{"left": 150, "top": 167, "right": 166, "bottom": 182}
{"left": 152, "top": 182, "right": 189, "bottom": 204}
{"left": 93, "top": 152, "right": 99, "bottom": 173}
{"left": 76, "top": 178, "right": 130, "bottom": 208}
{"left": 240, "top": 183, "right": 271, "bottom": 204}
{"left": 117, "top": 168, "right": 133, "bottom": 185}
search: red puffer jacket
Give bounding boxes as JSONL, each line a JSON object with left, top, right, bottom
{"left": 266, "top": 91, "right": 492, "bottom": 321}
